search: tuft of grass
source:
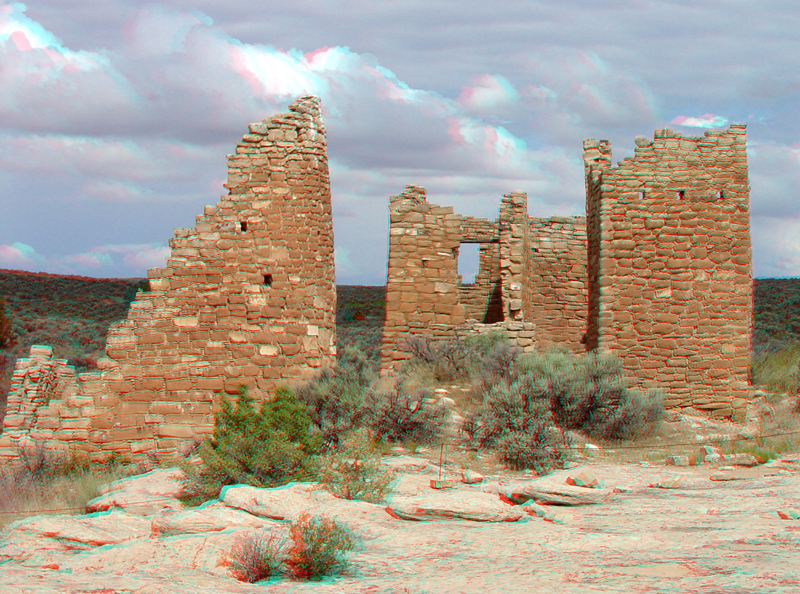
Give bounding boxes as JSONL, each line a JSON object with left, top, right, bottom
{"left": 0, "top": 441, "right": 131, "bottom": 530}
{"left": 228, "top": 529, "right": 286, "bottom": 583}
{"left": 751, "top": 342, "right": 800, "bottom": 397}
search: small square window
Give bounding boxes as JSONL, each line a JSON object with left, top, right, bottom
{"left": 263, "top": 274, "right": 273, "bottom": 287}
{"left": 240, "top": 221, "right": 248, "bottom": 232}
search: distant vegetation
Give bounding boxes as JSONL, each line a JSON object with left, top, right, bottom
{"left": 0, "top": 271, "right": 797, "bottom": 419}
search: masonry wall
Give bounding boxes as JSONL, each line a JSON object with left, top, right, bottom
{"left": 584, "top": 126, "right": 752, "bottom": 419}
{"left": 380, "top": 186, "right": 590, "bottom": 370}
{"left": 381, "top": 186, "right": 473, "bottom": 369}
{"left": 527, "top": 217, "right": 588, "bottom": 351}
{"left": 0, "top": 96, "right": 336, "bottom": 463}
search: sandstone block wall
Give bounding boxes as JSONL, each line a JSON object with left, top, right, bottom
{"left": 584, "top": 126, "right": 752, "bottom": 418}
{"left": 526, "top": 217, "right": 588, "bottom": 351}
{"left": 1, "top": 96, "right": 336, "bottom": 463}
{"left": 381, "top": 187, "right": 589, "bottom": 370}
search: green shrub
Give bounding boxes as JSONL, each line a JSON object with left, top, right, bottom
{"left": 0, "top": 297, "right": 13, "bottom": 348}
{"left": 296, "top": 346, "right": 376, "bottom": 450}
{"left": 228, "top": 530, "right": 285, "bottom": 583}
{"left": 360, "top": 381, "right": 445, "bottom": 445}
{"left": 317, "top": 428, "right": 394, "bottom": 504}
{"left": 543, "top": 352, "right": 663, "bottom": 441}
{"left": 284, "top": 512, "right": 356, "bottom": 581}
{"left": 465, "top": 372, "right": 573, "bottom": 472}
{"left": 182, "top": 385, "right": 321, "bottom": 502}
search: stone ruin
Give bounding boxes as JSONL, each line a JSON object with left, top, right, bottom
{"left": 380, "top": 187, "right": 587, "bottom": 367}
{"left": 0, "top": 96, "right": 336, "bottom": 463}
{"left": 381, "top": 125, "right": 752, "bottom": 420}
{"left": 0, "top": 103, "right": 754, "bottom": 464}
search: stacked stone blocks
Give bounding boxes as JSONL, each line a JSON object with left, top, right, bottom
{"left": 583, "top": 126, "right": 751, "bottom": 417}
{"left": 382, "top": 126, "right": 751, "bottom": 420}
{"left": 1, "top": 96, "right": 336, "bottom": 463}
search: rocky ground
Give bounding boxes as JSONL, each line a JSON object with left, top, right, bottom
{"left": 1, "top": 406, "right": 799, "bottom": 593}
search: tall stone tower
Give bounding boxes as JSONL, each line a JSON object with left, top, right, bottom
{"left": 584, "top": 126, "right": 752, "bottom": 419}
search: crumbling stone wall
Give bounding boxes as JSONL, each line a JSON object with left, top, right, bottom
{"left": 526, "top": 217, "right": 588, "bottom": 350}
{"left": 0, "top": 96, "right": 336, "bottom": 463}
{"left": 584, "top": 126, "right": 752, "bottom": 418}
{"left": 381, "top": 187, "right": 588, "bottom": 370}
{"left": 382, "top": 126, "right": 751, "bottom": 418}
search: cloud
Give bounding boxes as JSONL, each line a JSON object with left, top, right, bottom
{"left": 458, "top": 74, "right": 521, "bottom": 118}
{"left": 752, "top": 216, "right": 800, "bottom": 278}
{"left": 1, "top": 2, "right": 799, "bottom": 284}
{"left": 671, "top": 114, "right": 729, "bottom": 128}
{"left": 0, "top": 241, "right": 169, "bottom": 276}
{"left": 0, "top": 242, "right": 46, "bottom": 269}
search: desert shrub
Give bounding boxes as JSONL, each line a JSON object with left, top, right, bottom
{"left": 296, "top": 346, "right": 376, "bottom": 450}
{"left": 402, "top": 331, "right": 514, "bottom": 387}
{"left": 751, "top": 342, "right": 800, "bottom": 396}
{"left": 402, "top": 335, "right": 468, "bottom": 383}
{"left": 317, "top": 428, "right": 394, "bottom": 504}
{"left": 0, "top": 297, "right": 13, "bottom": 348}
{"left": 228, "top": 530, "right": 286, "bottom": 583}
{"left": 543, "top": 352, "right": 663, "bottom": 441}
{"left": 468, "top": 336, "right": 520, "bottom": 395}
{"left": 182, "top": 385, "right": 322, "bottom": 502}
{"left": 227, "top": 514, "right": 356, "bottom": 583}
{"left": 360, "top": 381, "right": 446, "bottom": 445}
{"left": 284, "top": 512, "right": 356, "bottom": 581}
{"left": 465, "top": 372, "right": 573, "bottom": 472}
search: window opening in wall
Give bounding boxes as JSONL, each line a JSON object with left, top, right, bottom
{"left": 677, "top": 190, "right": 685, "bottom": 200}
{"left": 457, "top": 243, "right": 480, "bottom": 285}
{"left": 240, "top": 221, "right": 248, "bottom": 232}
{"left": 718, "top": 190, "right": 725, "bottom": 200}
{"left": 638, "top": 191, "right": 645, "bottom": 200}
{"left": 263, "top": 273, "right": 273, "bottom": 287}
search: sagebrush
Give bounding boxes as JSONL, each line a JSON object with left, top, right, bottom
{"left": 297, "top": 347, "right": 445, "bottom": 449}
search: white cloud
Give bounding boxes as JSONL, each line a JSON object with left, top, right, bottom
{"left": 0, "top": 242, "right": 46, "bottom": 269}
{"left": 671, "top": 114, "right": 729, "bottom": 128}
{"left": 1, "top": 2, "right": 799, "bottom": 283}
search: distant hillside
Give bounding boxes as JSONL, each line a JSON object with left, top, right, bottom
{"left": 0, "top": 272, "right": 387, "bottom": 417}
{"left": 0, "top": 271, "right": 798, "bottom": 418}
{"left": 753, "top": 278, "right": 800, "bottom": 349}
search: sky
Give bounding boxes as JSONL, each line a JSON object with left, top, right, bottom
{"left": 1, "top": 1, "right": 799, "bottom": 284}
